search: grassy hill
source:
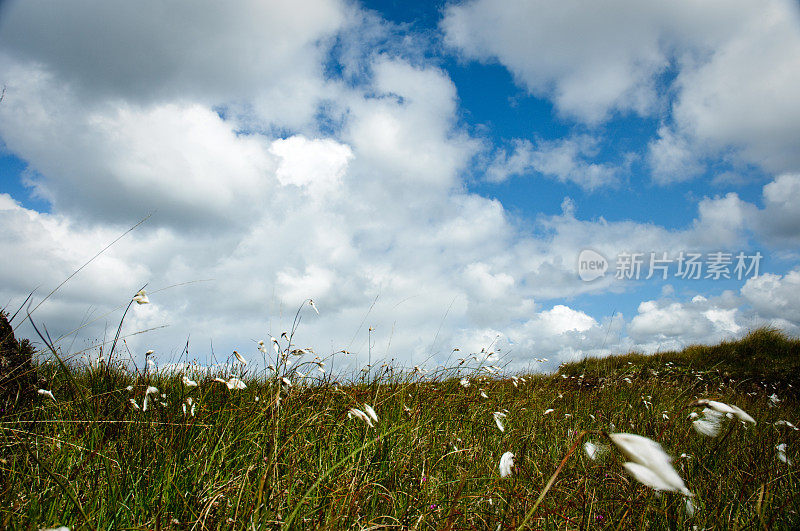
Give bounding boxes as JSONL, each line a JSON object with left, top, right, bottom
{"left": 2, "top": 329, "right": 799, "bottom": 529}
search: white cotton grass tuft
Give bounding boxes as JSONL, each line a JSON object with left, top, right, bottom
{"left": 460, "top": 377, "right": 470, "bottom": 388}
{"left": 233, "top": 350, "right": 247, "bottom": 365}
{"left": 182, "top": 375, "right": 198, "bottom": 388}
{"left": 183, "top": 397, "right": 196, "bottom": 417}
{"left": 225, "top": 377, "right": 246, "bottom": 390}
{"left": 143, "top": 386, "right": 159, "bottom": 412}
{"left": 583, "top": 441, "right": 607, "bottom": 461}
{"left": 480, "top": 389, "right": 488, "bottom": 399}
{"left": 37, "top": 389, "right": 56, "bottom": 402}
{"left": 775, "top": 420, "right": 799, "bottom": 430}
{"left": 499, "top": 451, "right": 514, "bottom": 478}
{"left": 309, "top": 299, "right": 320, "bottom": 314}
{"left": 776, "top": 443, "right": 791, "bottom": 464}
{"left": 690, "top": 399, "right": 755, "bottom": 424}
{"left": 348, "top": 407, "right": 374, "bottom": 428}
{"left": 129, "top": 398, "right": 140, "bottom": 410}
{"left": 493, "top": 411, "right": 507, "bottom": 432}
{"left": 133, "top": 289, "right": 149, "bottom": 304}
{"left": 363, "top": 404, "right": 379, "bottom": 424}
{"left": 690, "top": 399, "right": 756, "bottom": 437}
{"left": 608, "top": 433, "right": 692, "bottom": 497}
{"left": 543, "top": 408, "right": 555, "bottom": 416}
{"left": 692, "top": 408, "right": 725, "bottom": 437}
{"left": 684, "top": 497, "right": 696, "bottom": 517}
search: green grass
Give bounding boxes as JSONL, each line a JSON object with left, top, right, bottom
{"left": 2, "top": 328, "right": 799, "bottom": 529}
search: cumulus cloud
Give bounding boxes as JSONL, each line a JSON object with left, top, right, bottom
{"left": 741, "top": 269, "right": 800, "bottom": 327}
{"left": 628, "top": 270, "right": 800, "bottom": 349}
{"left": 754, "top": 174, "right": 800, "bottom": 245}
{"left": 270, "top": 136, "right": 354, "bottom": 200}
{"left": 0, "top": 61, "right": 283, "bottom": 229}
{"left": 0, "top": 0, "right": 347, "bottom": 129}
{"left": 441, "top": 0, "right": 750, "bottom": 124}
{"left": 444, "top": 0, "right": 800, "bottom": 180}
{"left": 669, "top": 0, "right": 800, "bottom": 175}
{"left": 628, "top": 294, "right": 742, "bottom": 347}
{"left": 487, "top": 136, "right": 625, "bottom": 190}
{"left": 689, "top": 193, "right": 757, "bottom": 248}
{"left": 647, "top": 125, "right": 705, "bottom": 185}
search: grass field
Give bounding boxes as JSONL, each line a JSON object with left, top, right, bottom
{"left": 2, "top": 328, "right": 799, "bottom": 529}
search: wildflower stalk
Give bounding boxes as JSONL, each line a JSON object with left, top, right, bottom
{"left": 517, "top": 430, "right": 589, "bottom": 530}
{"left": 104, "top": 284, "right": 148, "bottom": 382}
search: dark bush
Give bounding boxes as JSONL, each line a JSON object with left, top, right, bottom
{"left": 0, "top": 310, "right": 38, "bottom": 415}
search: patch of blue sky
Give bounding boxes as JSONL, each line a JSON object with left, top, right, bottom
{"left": 0, "top": 152, "right": 50, "bottom": 213}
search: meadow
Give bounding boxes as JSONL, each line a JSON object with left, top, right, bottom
{"left": 1, "top": 324, "right": 799, "bottom": 530}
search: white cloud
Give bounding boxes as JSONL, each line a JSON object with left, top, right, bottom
{"left": 441, "top": 0, "right": 747, "bottom": 124}
{"left": 538, "top": 305, "right": 597, "bottom": 335}
{"left": 628, "top": 294, "right": 742, "bottom": 346}
{"left": 443, "top": 0, "right": 800, "bottom": 179}
{"left": 670, "top": 1, "right": 800, "bottom": 175}
{"left": 741, "top": 269, "right": 800, "bottom": 325}
{"left": 628, "top": 272, "right": 800, "bottom": 349}
{"left": 341, "top": 56, "right": 477, "bottom": 195}
{"left": 487, "top": 136, "right": 623, "bottom": 190}
{"left": 689, "top": 193, "right": 756, "bottom": 248}
{"left": 647, "top": 125, "right": 705, "bottom": 185}
{"left": 0, "top": 0, "right": 347, "bottom": 130}
{"left": 0, "top": 65, "right": 278, "bottom": 228}
{"left": 270, "top": 136, "right": 354, "bottom": 200}
{"left": 755, "top": 174, "right": 800, "bottom": 245}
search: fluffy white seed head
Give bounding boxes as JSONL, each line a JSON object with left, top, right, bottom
{"left": 777, "top": 443, "right": 791, "bottom": 464}
{"left": 348, "top": 408, "right": 374, "bottom": 428}
{"left": 493, "top": 411, "right": 507, "bottom": 432}
{"left": 363, "top": 404, "right": 378, "bottom": 424}
{"left": 692, "top": 408, "right": 725, "bottom": 437}
{"left": 499, "top": 452, "right": 514, "bottom": 477}
{"left": 226, "top": 377, "right": 246, "bottom": 390}
{"left": 37, "top": 389, "right": 56, "bottom": 401}
{"left": 584, "top": 441, "right": 602, "bottom": 460}
{"left": 609, "top": 433, "right": 692, "bottom": 497}
{"left": 691, "top": 399, "right": 755, "bottom": 424}
{"left": 133, "top": 289, "right": 149, "bottom": 304}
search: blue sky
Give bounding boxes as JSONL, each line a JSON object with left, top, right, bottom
{"left": 1, "top": 0, "right": 798, "bottom": 372}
